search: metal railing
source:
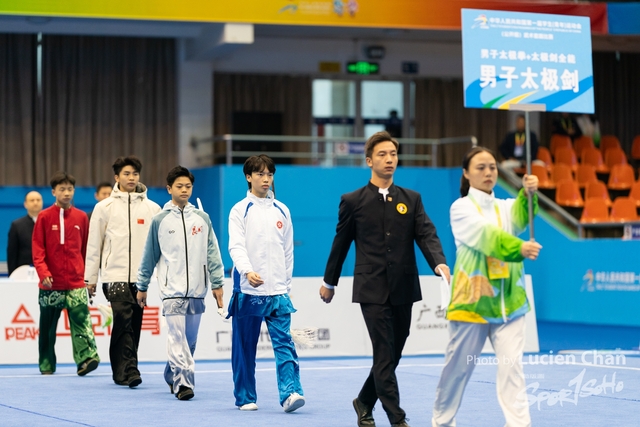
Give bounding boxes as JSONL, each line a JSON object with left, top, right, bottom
{"left": 191, "top": 134, "right": 478, "bottom": 167}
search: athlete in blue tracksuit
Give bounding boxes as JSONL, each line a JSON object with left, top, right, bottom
{"left": 227, "top": 155, "right": 305, "bottom": 413}
{"left": 136, "top": 166, "right": 224, "bottom": 401}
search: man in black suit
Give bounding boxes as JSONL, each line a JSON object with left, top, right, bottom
{"left": 7, "top": 191, "right": 43, "bottom": 275}
{"left": 320, "top": 131, "right": 450, "bottom": 427}
{"left": 499, "top": 114, "right": 540, "bottom": 171}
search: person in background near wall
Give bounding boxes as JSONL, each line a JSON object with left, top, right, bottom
{"left": 227, "top": 155, "right": 304, "bottom": 413}
{"left": 576, "top": 114, "right": 601, "bottom": 148}
{"left": 7, "top": 191, "right": 43, "bottom": 276}
{"left": 84, "top": 156, "right": 161, "bottom": 388}
{"left": 32, "top": 172, "right": 100, "bottom": 376}
{"left": 499, "top": 115, "right": 543, "bottom": 172}
{"left": 385, "top": 110, "right": 402, "bottom": 139}
{"left": 321, "top": 131, "right": 450, "bottom": 427}
{"left": 431, "top": 147, "right": 541, "bottom": 427}
{"left": 552, "top": 112, "right": 582, "bottom": 141}
{"left": 88, "top": 182, "right": 113, "bottom": 221}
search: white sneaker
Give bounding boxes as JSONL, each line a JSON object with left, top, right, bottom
{"left": 239, "top": 403, "right": 258, "bottom": 411}
{"left": 283, "top": 392, "right": 305, "bottom": 413}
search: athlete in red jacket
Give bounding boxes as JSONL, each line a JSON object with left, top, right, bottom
{"left": 32, "top": 171, "right": 100, "bottom": 376}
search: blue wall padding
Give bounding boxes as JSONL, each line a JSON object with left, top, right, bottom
{"left": 607, "top": 3, "right": 640, "bottom": 35}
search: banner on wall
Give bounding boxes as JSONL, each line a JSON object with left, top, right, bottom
{"left": 461, "top": 9, "right": 594, "bottom": 113}
{"left": 0, "top": 1, "right": 608, "bottom": 33}
{"left": 0, "top": 275, "right": 538, "bottom": 365}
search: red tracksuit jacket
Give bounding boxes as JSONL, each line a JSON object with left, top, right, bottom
{"left": 32, "top": 204, "right": 89, "bottom": 291}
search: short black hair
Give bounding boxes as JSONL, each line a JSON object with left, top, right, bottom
{"left": 50, "top": 171, "right": 76, "bottom": 189}
{"left": 243, "top": 155, "right": 276, "bottom": 190}
{"left": 95, "top": 181, "right": 112, "bottom": 193}
{"left": 166, "top": 166, "right": 195, "bottom": 186}
{"left": 112, "top": 156, "right": 142, "bottom": 176}
{"left": 365, "top": 131, "right": 399, "bottom": 159}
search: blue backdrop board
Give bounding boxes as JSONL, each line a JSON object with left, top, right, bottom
{"left": 0, "top": 185, "right": 169, "bottom": 266}
{"left": 192, "top": 165, "right": 460, "bottom": 280}
{"left": 461, "top": 8, "right": 594, "bottom": 113}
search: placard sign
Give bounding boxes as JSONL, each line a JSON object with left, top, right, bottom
{"left": 462, "top": 9, "right": 594, "bottom": 113}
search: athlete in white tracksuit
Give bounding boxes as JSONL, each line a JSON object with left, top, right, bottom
{"left": 228, "top": 155, "right": 304, "bottom": 413}
{"left": 136, "top": 166, "right": 224, "bottom": 400}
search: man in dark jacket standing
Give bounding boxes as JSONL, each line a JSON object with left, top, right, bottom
{"left": 7, "top": 191, "right": 43, "bottom": 275}
{"left": 320, "top": 131, "right": 450, "bottom": 427}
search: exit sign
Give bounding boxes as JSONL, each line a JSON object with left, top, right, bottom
{"left": 346, "top": 61, "right": 379, "bottom": 75}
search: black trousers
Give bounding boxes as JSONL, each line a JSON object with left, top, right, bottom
{"left": 103, "top": 283, "right": 143, "bottom": 383}
{"left": 358, "top": 300, "right": 413, "bottom": 424}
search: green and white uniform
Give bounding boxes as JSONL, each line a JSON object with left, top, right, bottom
{"left": 432, "top": 187, "right": 538, "bottom": 427}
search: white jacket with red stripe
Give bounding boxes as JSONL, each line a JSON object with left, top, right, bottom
{"left": 228, "top": 190, "right": 294, "bottom": 296}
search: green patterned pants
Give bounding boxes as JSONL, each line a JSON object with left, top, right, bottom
{"left": 38, "top": 288, "right": 100, "bottom": 373}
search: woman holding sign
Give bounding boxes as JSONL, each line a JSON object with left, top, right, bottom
{"left": 432, "top": 147, "right": 541, "bottom": 427}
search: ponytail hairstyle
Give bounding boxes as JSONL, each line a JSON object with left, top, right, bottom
{"left": 460, "top": 146, "right": 496, "bottom": 197}
{"left": 243, "top": 154, "right": 277, "bottom": 198}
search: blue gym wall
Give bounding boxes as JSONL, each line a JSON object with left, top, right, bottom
{"left": 1, "top": 166, "right": 638, "bottom": 329}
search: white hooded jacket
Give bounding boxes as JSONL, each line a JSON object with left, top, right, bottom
{"left": 137, "top": 201, "right": 224, "bottom": 300}
{"left": 84, "top": 183, "right": 161, "bottom": 285}
{"left": 228, "top": 190, "right": 293, "bottom": 296}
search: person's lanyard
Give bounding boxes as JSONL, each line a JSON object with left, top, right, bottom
{"left": 468, "top": 194, "right": 502, "bottom": 228}
{"left": 468, "top": 194, "right": 509, "bottom": 279}
{"left": 562, "top": 118, "right": 572, "bottom": 132}
{"left": 515, "top": 132, "right": 525, "bottom": 147}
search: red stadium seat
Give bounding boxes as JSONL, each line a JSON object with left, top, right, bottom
{"left": 610, "top": 197, "right": 638, "bottom": 222}
{"left": 552, "top": 163, "right": 574, "bottom": 183}
{"left": 536, "top": 146, "right": 553, "bottom": 173}
{"left": 575, "top": 164, "right": 597, "bottom": 189}
{"left": 629, "top": 182, "right": 640, "bottom": 207}
{"left": 555, "top": 179, "right": 584, "bottom": 208}
{"left": 580, "top": 198, "right": 610, "bottom": 224}
{"left": 550, "top": 135, "right": 572, "bottom": 158}
{"left": 585, "top": 180, "right": 613, "bottom": 208}
{"left": 608, "top": 164, "right": 635, "bottom": 191}
{"left": 581, "top": 147, "right": 609, "bottom": 174}
{"left": 631, "top": 135, "right": 640, "bottom": 161}
{"left": 573, "top": 135, "right": 594, "bottom": 160}
{"left": 531, "top": 164, "right": 554, "bottom": 189}
{"left": 604, "top": 148, "right": 628, "bottom": 170}
{"left": 555, "top": 147, "right": 578, "bottom": 172}
{"left": 600, "top": 135, "right": 621, "bottom": 155}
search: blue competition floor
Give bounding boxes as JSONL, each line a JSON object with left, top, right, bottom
{"left": 2, "top": 354, "right": 639, "bottom": 427}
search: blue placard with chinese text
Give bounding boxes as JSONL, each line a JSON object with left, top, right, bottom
{"left": 461, "top": 9, "right": 594, "bottom": 113}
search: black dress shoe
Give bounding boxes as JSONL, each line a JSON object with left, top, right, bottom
{"left": 77, "top": 358, "right": 99, "bottom": 376}
{"left": 128, "top": 376, "right": 142, "bottom": 388}
{"left": 353, "top": 398, "right": 376, "bottom": 426}
{"left": 176, "top": 386, "right": 194, "bottom": 401}
{"left": 391, "top": 420, "right": 411, "bottom": 427}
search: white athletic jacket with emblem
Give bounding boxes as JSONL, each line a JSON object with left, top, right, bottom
{"left": 136, "top": 201, "right": 224, "bottom": 300}
{"left": 228, "top": 190, "right": 293, "bottom": 296}
{"left": 84, "top": 183, "right": 161, "bottom": 285}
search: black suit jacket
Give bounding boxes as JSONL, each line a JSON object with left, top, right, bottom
{"left": 7, "top": 215, "right": 35, "bottom": 275}
{"left": 499, "top": 131, "right": 539, "bottom": 162}
{"left": 324, "top": 182, "right": 446, "bottom": 305}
